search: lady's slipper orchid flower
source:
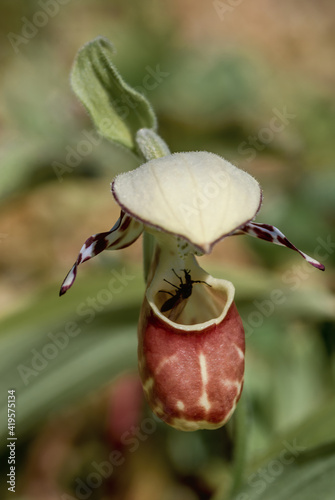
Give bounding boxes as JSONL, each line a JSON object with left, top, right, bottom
{"left": 60, "top": 151, "right": 324, "bottom": 431}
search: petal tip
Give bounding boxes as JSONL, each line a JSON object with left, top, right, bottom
{"left": 59, "top": 286, "right": 68, "bottom": 297}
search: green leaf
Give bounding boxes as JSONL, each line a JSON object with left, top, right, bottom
{"left": 247, "top": 397, "right": 335, "bottom": 473}
{"left": 0, "top": 324, "right": 138, "bottom": 442}
{"left": 71, "top": 36, "right": 157, "bottom": 154}
{"left": 232, "top": 445, "right": 335, "bottom": 500}
{"left": 225, "top": 398, "right": 335, "bottom": 500}
{"left": 0, "top": 267, "right": 143, "bottom": 443}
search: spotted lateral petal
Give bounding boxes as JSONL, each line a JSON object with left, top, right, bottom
{"left": 237, "top": 222, "right": 325, "bottom": 270}
{"left": 60, "top": 212, "right": 143, "bottom": 295}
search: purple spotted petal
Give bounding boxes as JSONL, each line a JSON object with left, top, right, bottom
{"left": 60, "top": 212, "right": 143, "bottom": 296}
{"left": 236, "top": 222, "right": 325, "bottom": 271}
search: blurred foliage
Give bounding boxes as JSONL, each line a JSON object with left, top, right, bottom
{"left": 0, "top": 0, "right": 334, "bottom": 499}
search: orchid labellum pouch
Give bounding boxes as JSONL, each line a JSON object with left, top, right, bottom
{"left": 138, "top": 252, "right": 245, "bottom": 431}
{"left": 61, "top": 150, "right": 324, "bottom": 431}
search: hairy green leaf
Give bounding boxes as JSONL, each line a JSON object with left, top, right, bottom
{"left": 71, "top": 36, "right": 157, "bottom": 154}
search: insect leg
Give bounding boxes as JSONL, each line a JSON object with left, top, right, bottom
{"left": 172, "top": 269, "right": 183, "bottom": 285}
{"left": 158, "top": 290, "right": 175, "bottom": 297}
{"left": 163, "top": 278, "right": 180, "bottom": 289}
{"left": 192, "top": 280, "right": 212, "bottom": 287}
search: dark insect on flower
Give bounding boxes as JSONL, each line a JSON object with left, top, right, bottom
{"left": 159, "top": 269, "right": 211, "bottom": 313}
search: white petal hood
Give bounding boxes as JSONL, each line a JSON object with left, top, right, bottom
{"left": 112, "top": 152, "right": 262, "bottom": 253}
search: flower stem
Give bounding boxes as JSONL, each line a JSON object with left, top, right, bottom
{"left": 212, "top": 393, "right": 248, "bottom": 500}
{"left": 136, "top": 128, "right": 171, "bottom": 282}
{"left": 229, "top": 393, "right": 248, "bottom": 497}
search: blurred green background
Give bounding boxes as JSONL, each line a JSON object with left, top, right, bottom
{"left": 0, "top": 1, "right": 334, "bottom": 499}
